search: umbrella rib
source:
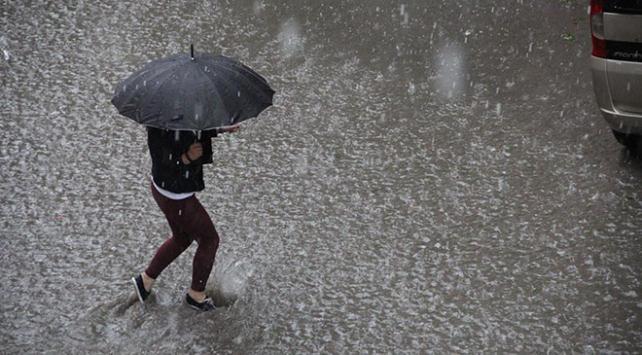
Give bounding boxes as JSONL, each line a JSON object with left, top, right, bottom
{"left": 206, "top": 60, "right": 274, "bottom": 123}
{"left": 137, "top": 65, "right": 184, "bottom": 124}
{"left": 207, "top": 69, "right": 269, "bottom": 122}
{"left": 175, "top": 63, "right": 228, "bottom": 129}
{"left": 123, "top": 57, "right": 177, "bottom": 86}
{"left": 113, "top": 54, "right": 273, "bottom": 130}
{"left": 199, "top": 62, "right": 272, "bottom": 123}
{"left": 214, "top": 55, "right": 270, "bottom": 86}
{"left": 207, "top": 60, "right": 272, "bottom": 103}
{"left": 198, "top": 68, "right": 231, "bottom": 126}
{"left": 114, "top": 60, "right": 179, "bottom": 113}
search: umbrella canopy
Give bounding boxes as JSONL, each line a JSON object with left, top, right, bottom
{"left": 111, "top": 45, "right": 274, "bottom": 131}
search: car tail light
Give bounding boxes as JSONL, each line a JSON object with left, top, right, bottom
{"left": 590, "top": 0, "right": 607, "bottom": 57}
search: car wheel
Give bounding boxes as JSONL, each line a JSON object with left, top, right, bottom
{"left": 612, "top": 130, "right": 642, "bottom": 155}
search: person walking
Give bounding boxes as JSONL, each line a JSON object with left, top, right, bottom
{"left": 111, "top": 46, "right": 273, "bottom": 311}
{"left": 132, "top": 123, "right": 240, "bottom": 311}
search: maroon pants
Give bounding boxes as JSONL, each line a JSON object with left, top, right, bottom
{"left": 145, "top": 183, "right": 220, "bottom": 292}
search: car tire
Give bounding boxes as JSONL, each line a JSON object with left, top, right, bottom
{"left": 612, "top": 130, "right": 642, "bottom": 156}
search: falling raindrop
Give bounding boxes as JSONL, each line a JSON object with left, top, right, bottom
{"left": 197, "top": 131, "right": 202, "bottom": 140}
{"left": 408, "top": 82, "right": 416, "bottom": 95}
{"left": 464, "top": 29, "right": 473, "bottom": 43}
{"left": 237, "top": 90, "right": 241, "bottom": 97}
{"left": 194, "top": 102, "right": 203, "bottom": 123}
{"left": 400, "top": 4, "right": 409, "bottom": 25}
{"left": 434, "top": 42, "right": 465, "bottom": 99}
{"left": 161, "top": 181, "right": 165, "bottom": 188}
{"left": 175, "top": 131, "right": 180, "bottom": 141}
{"left": 278, "top": 18, "right": 304, "bottom": 57}
{"left": 169, "top": 153, "right": 173, "bottom": 160}
{"left": 0, "top": 36, "right": 10, "bottom": 62}
{"left": 179, "top": 209, "right": 182, "bottom": 216}
{"left": 185, "top": 171, "right": 190, "bottom": 179}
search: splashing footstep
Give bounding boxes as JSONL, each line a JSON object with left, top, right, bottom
{"left": 207, "top": 259, "right": 254, "bottom": 307}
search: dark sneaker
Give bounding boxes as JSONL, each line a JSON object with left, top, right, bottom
{"left": 186, "top": 293, "right": 216, "bottom": 311}
{"left": 132, "top": 274, "right": 151, "bottom": 304}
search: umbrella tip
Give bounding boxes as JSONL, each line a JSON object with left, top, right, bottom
{"left": 190, "top": 44, "right": 194, "bottom": 60}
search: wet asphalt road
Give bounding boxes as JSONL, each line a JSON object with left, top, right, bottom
{"left": 1, "top": 0, "right": 641, "bottom": 353}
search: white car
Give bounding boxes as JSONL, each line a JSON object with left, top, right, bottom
{"left": 590, "top": 0, "right": 642, "bottom": 152}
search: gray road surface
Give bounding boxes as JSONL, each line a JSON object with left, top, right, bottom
{"left": 1, "top": 0, "right": 641, "bottom": 353}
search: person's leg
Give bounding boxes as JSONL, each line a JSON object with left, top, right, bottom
{"left": 141, "top": 184, "right": 194, "bottom": 291}
{"left": 144, "top": 234, "right": 192, "bottom": 283}
{"left": 181, "top": 196, "right": 220, "bottom": 301}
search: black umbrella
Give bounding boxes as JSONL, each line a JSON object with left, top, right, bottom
{"left": 111, "top": 45, "right": 274, "bottom": 131}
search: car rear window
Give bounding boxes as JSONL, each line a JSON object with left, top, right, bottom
{"left": 605, "top": 0, "right": 642, "bottom": 14}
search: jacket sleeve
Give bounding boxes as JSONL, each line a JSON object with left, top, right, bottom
{"left": 198, "top": 129, "right": 217, "bottom": 165}
{"left": 147, "top": 127, "right": 187, "bottom": 169}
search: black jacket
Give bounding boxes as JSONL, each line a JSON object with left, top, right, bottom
{"left": 147, "top": 127, "right": 217, "bottom": 193}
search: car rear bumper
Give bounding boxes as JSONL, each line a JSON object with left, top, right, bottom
{"left": 591, "top": 55, "right": 642, "bottom": 135}
{"left": 598, "top": 107, "right": 642, "bottom": 134}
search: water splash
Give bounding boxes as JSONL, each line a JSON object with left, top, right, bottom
{"left": 209, "top": 258, "right": 255, "bottom": 307}
{"left": 277, "top": 18, "right": 304, "bottom": 58}
{"left": 433, "top": 42, "right": 466, "bottom": 100}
